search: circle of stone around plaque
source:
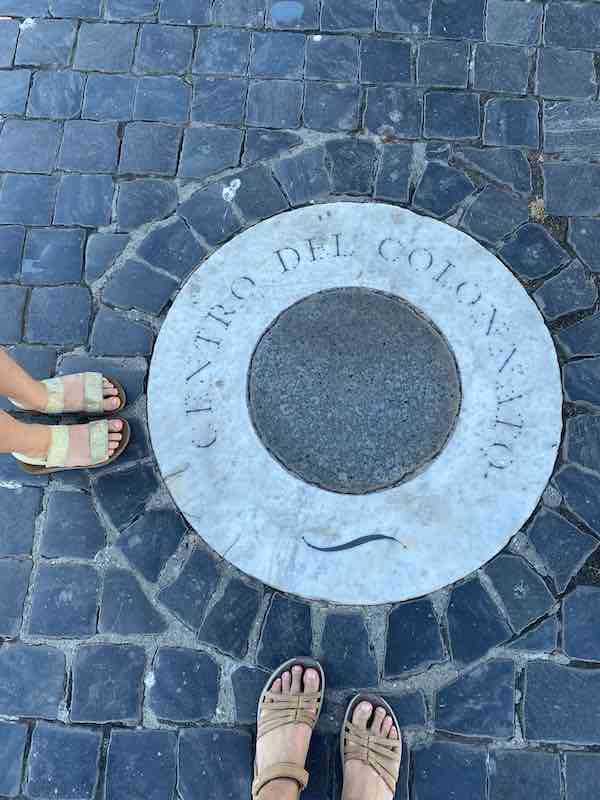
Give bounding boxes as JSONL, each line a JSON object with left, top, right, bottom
{"left": 148, "top": 203, "right": 563, "bottom": 605}
{"left": 248, "top": 287, "right": 462, "bottom": 494}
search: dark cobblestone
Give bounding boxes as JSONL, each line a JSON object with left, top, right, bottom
{"left": 536, "top": 48, "right": 596, "bottom": 100}
{"left": 321, "top": 0, "right": 374, "bottom": 32}
{"left": 178, "top": 728, "right": 252, "bottom": 800}
{"left": 499, "top": 224, "right": 568, "bottom": 279}
{"left": 26, "top": 723, "right": 101, "bottom": 800}
{"left": 179, "top": 126, "right": 243, "bottom": 179}
{"left": 199, "top": 577, "right": 261, "bottom": 658}
{"left": 306, "top": 34, "right": 358, "bottom": 81}
{"left": 374, "top": 143, "right": 411, "bottom": 202}
{"left": 83, "top": 73, "right": 137, "bottom": 120}
{"left": 272, "top": 147, "right": 330, "bottom": 206}
{"left": 15, "top": 19, "right": 76, "bottom": 68}
{"left": 361, "top": 38, "right": 411, "bottom": 83}
{"left": 378, "top": 0, "right": 429, "bottom": 34}
{"left": 243, "top": 129, "right": 302, "bottom": 163}
{"left": 544, "top": 162, "right": 600, "bottom": 217}
{"left": 22, "top": 227, "right": 85, "bottom": 285}
{"left": 75, "top": 22, "right": 138, "bottom": 72}
{"left": 267, "top": 0, "right": 318, "bottom": 29}
{"left": 365, "top": 85, "right": 422, "bottom": 138}
{"left": 566, "top": 413, "right": 600, "bottom": 473}
{"left": 192, "top": 76, "right": 247, "bottom": 125}
{"left": 229, "top": 164, "right": 289, "bottom": 222}
{"left": 490, "top": 751, "right": 561, "bottom": 800}
{"left": 461, "top": 185, "right": 528, "bottom": 244}
{"left": 508, "top": 615, "right": 558, "bottom": 653}
{"left": 28, "top": 69, "right": 85, "bottom": 119}
{"left": 304, "top": 82, "right": 360, "bottom": 132}
{"left": 322, "top": 612, "right": 378, "bottom": 688}
{"left": 536, "top": 261, "right": 597, "bottom": 321}
{"left": 120, "top": 122, "right": 182, "bottom": 176}
{"left": 325, "top": 138, "right": 376, "bottom": 195}
{"left": 566, "top": 754, "right": 600, "bottom": 800}
{"left": 0, "top": 174, "right": 58, "bottom": 225}
{"left": 0, "top": 18, "right": 18, "bottom": 67}
{"left": 116, "top": 509, "right": 185, "bottom": 582}
{"left": 424, "top": 91, "right": 480, "bottom": 140}
{"left": 193, "top": 28, "right": 251, "bottom": 75}
{"left": 386, "top": 598, "right": 444, "bottom": 676}
{"left": 135, "top": 23, "right": 193, "bottom": 74}
{"left": 563, "top": 358, "right": 600, "bottom": 407}
{"left": 26, "top": 286, "right": 91, "bottom": 345}
{"left": 232, "top": 665, "right": 269, "bottom": 724}
{"left": 0, "top": 643, "right": 65, "bottom": 720}
{"left": 105, "top": 730, "right": 177, "bottom": 800}
{"left": 158, "top": 545, "right": 220, "bottom": 630}
{"left": 50, "top": 0, "right": 102, "bottom": 14}
{"left": 29, "top": 563, "right": 99, "bottom": 637}
{"left": 99, "top": 567, "right": 166, "bottom": 634}
{"left": 0, "top": 70, "right": 31, "bottom": 115}
{"left": 0, "top": 721, "right": 27, "bottom": 798}
{"left": 413, "top": 742, "right": 486, "bottom": 800}
{"left": 563, "top": 586, "right": 600, "bottom": 662}
{"left": 247, "top": 79, "right": 303, "bottom": 128}
{"left": 178, "top": 182, "right": 242, "bottom": 245}
{"left": 103, "top": 258, "right": 178, "bottom": 313}
{"left": 95, "top": 462, "right": 158, "bottom": 528}
{"left": 134, "top": 75, "right": 191, "bottom": 123}
{"left": 251, "top": 31, "right": 305, "bottom": 78}
{"left": 71, "top": 643, "right": 145, "bottom": 723}
{"left": 91, "top": 307, "right": 154, "bottom": 356}
{"left": 213, "top": 0, "right": 265, "bottom": 27}
{"left": 0, "top": 487, "right": 41, "bottom": 555}
{"left": 0, "top": 285, "right": 28, "bottom": 345}
{"left": 529, "top": 509, "right": 597, "bottom": 593}
{"left": 160, "top": 0, "right": 211, "bottom": 24}
{"left": 569, "top": 219, "right": 600, "bottom": 273}
{"left": 137, "top": 217, "right": 205, "bottom": 279}
{"left": 85, "top": 232, "right": 129, "bottom": 281}
{"left": 41, "top": 491, "right": 104, "bottom": 558}
{"left": 545, "top": 1, "right": 600, "bottom": 51}
{"left": 485, "top": 554, "right": 555, "bottom": 633}
{"left": 106, "top": 0, "right": 158, "bottom": 20}
{"left": 55, "top": 173, "right": 114, "bottom": 226}
{"left": 486, "top": 0, "right": 542, "bottom": 46}
{"left": 544, "top": 100, "right": 600, "bottom": 157}
{"left": 431, "top": 0, "right": 485, "bottom": 40}
{"left": 148, "top": 647, "right": 219, "bottom": 722}
{"left": 0, "top": 120, "right": 61, "bottom": 175}
{"left": 257, "top": 594, "right": 313, "bottom": 669}
{"left": 560, "top": 314, "right": 600, "bottom": 357}
{"left": 413, "top": 162, "right": 475, "bottom": 218}
{"left": 474, "top": 43, "right": 529, "bottom": 94}
{"left": 0, "top": 558, "right": 32, "bottom": 638}
{"left": 484, "top": 97, "right": 539, "bottom": 148}
{"left": 116, "top": 178, "right": 177, "bottom": 230}
{"left": 417, "top": 40, "right": 469, "bottom": 88}
{"left": 448, "top": 576, "right": 512, "bottom": 663}
{"left": 384, "top": 691, "right": 426, "bottom": 728}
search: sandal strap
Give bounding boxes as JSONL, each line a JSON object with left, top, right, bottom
{"left": 14, "top": 421, "right": 110, "bottom": 468}
{"left": 252, "top": 762, "right": 309, "bottom": 799}
{"left": 41, "top": 372, "right": 104, "bottom": 414}
{"left": 343, "top": 721, "right": 402, "bottom": 794}
{"left": 41, "top": 377, "right": 65, "bottom": 414}
{"left": 257, "top": 691, "right": 322, "bottom": 739}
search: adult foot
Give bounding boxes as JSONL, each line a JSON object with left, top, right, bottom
{"left": 256, "top": 665, "right": 320, "bottom": 800}
{"left": 21, "top": 419, "right": 125, "bottom": 464}
{"left": 342, "top": 702, "right": 400, "bottom": 800}
{"left": 26, "top": 375, "right": 123, "bottom": 413}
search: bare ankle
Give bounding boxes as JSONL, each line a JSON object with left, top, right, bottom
{"left": 259, "top": 778, "right": 299, "bottom": 800}
{"left": 18, "top": 423, "right": 51, "bottom": 459}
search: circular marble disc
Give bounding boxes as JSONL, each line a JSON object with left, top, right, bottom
{"left": 148, "top": 203, "right": 563, "bottom": 604}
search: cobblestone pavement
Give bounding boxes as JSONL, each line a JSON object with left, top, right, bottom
{"left": 1, "top": 0, "right": 600, "bottom": 798}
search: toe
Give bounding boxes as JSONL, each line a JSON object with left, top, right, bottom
{"left": 303, "top": 668, "right": 320, "bottom": 694}
{"left": 108, "top": 419, "right": 123, "bottom": 432}
{"left": 390, "top": 727, "right": 399, "bottom": 741}
{"left": 104, "top": 396, "right": 121, "bottom": 411}
{"left": 290, "top": 665, "right": 303, "bottom": 695}
{"left": 270, "top": 677, "right": 282, "bottom": 695}
{"left": 371, "top": 707, "right": 386, "bottom": 736}
{"left": 351, "top": 701, "right": 373, "bottom": 730}
{"left": 382, "top": 716, "right": 393, "bottom": 738}
{"left": 281, "top": 670, "right": 292, "bottom": 694}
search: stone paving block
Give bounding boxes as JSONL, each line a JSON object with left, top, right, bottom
{"left": 0, "top": 227, "right": 23, "bottom": 282}
{"left": 486, "top": 0, "right": 542, "bottom": 45}
{"left": 179, "top": 729, "right": 252, "bottom": 800}
{"left": 566, "top": 754, "right": 600, "bottom": 800}
{"left": 430, "top": 0, "right": 485, "bottom": 39}
{"left": 0, "top": 558, "right": 31, "bottom": 638}
{"left": 321, "top": 0, "right": 375, "bottom": 31}
{"left": 135, "top": 24, "right": 193, "bottom": 75}
{"left": 436, "top": 659, "right": 515, "bottom": 738}
{"left": 213, "top": 0, "right": 266, "bottom": 26}
{"left": 473, "top": 43, "right": 529, "bottom": 94}
{"left": 134, "top": 75, "right": 191, "bottom": 123}
{"left": 257, "top": 594, "right": 313, "bottom": 669}
{"left": 508, "top": 615, "right": 559, "bottom": 653}
{"left": 41, "top": 491, "right": 104, "bottom": 559}
{"left": 116, "top": 178, "right": 177, "bottom": 230}
{"left": 325, "top": 138, "right": 376, "bottom": 195}
{"left": 0, "top": 174, "right": 58, "bottom": 226}
{"left": 138, "top": 217, "right": 205, "bottom": 279}
{"left": 26, "top": 722, "right": 101, "bottom": 800}
{"left": 251, "top": 31, "right": 305, "bottom": 78}
{"left": 448, "top": 576, "right": 512, "bottom": 663}
{"left": 29, "top": 563, "right": 99, "bottom": 638}
{"left": 0, "top": 120, "right": 61, "bottom": 174}
{"left": 83, "top": 73, "right": 137, "bottom": 120}
{"left": 116, "top": 509, "right": 185, "bottom": 582}
{"left": 178, "top": 182, "right": 243, "bottom": 245}
{"left": 556, "top": 465, "right": 600, "bottom": 534}
{"left": 234, "top": 164, "right": 289, "bottom": 222}
{"left": 365, "top": 85, "right": 422, "bottom": 138}
{"left": 386, "top": 598, "right": 444, "bottom": 676}
{"left": 28, "top": 69, "right": 84, "bottom": 118}
{"left": 105, "top": 730, "right": 177, "bottom": 800}
{"left": 306, "top": 34, "right": 358, "bottom": 81}
{"left": 322, "top": 612, "right": 378, "bottom": 688}
{"left": 490, "top": 751, "right": 561, "bottom": 800}
{"left": 484, "top": 97, "right": 539, "bottom": 148}
{"left": 545, "top": 1, "right": 600, "bottom": 50}
{"left": 71, "top": 643, "right": 145, "bottom": 723}
{"left": 247, "top": 79, "right": 303, "bottom": 128}
{"left": 0, "top": 285, "right": 27, "bottom": 345}
{"left": 424, "top": 91, "right": 480, "bottom": 140}
{"left": 272, "top": 146, "right": 329, "bottom": 206}
{"left": 178, "top": 125, "right": 243, "bottom": 179}
{"left": 160, "top": 0, "right": 210, "bottom": 23}
{"left": 103, "top": 258, "right": 178, "bottom": 312}
{"left": 564, "top": 586, "right": 600, "bottom": 661}
{"left": 193, "top": 28, "right": 251, "bottom": 76}
{"left": 499, "top": 224, "right": 568, "bottom": 280}
{"left": 55, "top": 174, "right": 114, "bottom": 226}
{"left": 0, "top": 643, "right": 65, "bottom": 720}
{"left": 267, "top": 0, "right": 319, "bottom": 29}
{"left": 0, "top": 70, "right": 31, "bottom": 115}
{"left": 91, "top": 307, "right": 154, "bottom": 356}
{"left": 21, "top": 227, "right": 85, "bottom": 285}
{"left": 528, "top": 509, "right": 597, "bottom": 593}
{"left": 192, "top": 76, "right": 247, "bottom": 125}
{"left": 148, "top": 647, "right": 219, "bottom": 722}
{"left": 85, "top": 232, "right": 128, "bottom": 281}
{"left": 536, "top": 262, "right": 597, "bottom": 322}
{"left": 98, "top": 568, "right": 167, "bottom": 636}
{"left": 158, "top": 545, "right": 221, "bottom": 630}
{"left": 537, "top": 48, "right": 596, "bottom": 100}
{"left": 0, "top": 18, "right": 18, "bottom": 67}
{"left": 526, "top": 660, "right": 600, "bottom": 743}
{"left": 485, "top": 554, "right": 555, "bottom": 634}
{"left": 106, "top": 0, "right": 158, "bottom": 19}
{"left": 0, "top": 345, "right": 56, "bottom": 411}
{"left": 0, "top": 453, "right": 49, "bottom": 487}
{"left": 377, "top": 0, "right": 430, "bottom": 33}
{"left": 361, "top": 38, "right": 411, "bottom": 83}
{"left": 375, "top": 143, "right": 411, "bottom": 203}
{"left": 461, "top": 185, "right": 528, "bottom": 244}
{"left": 544, "top": 162, "right": 600, "bottom": 217}
{"left": 304, "top": 732, "right": 334, "bottom": 800}
{"left": 413, "top": 742, "right": 486, "bottom": 800}
{"left": 0, "top": 0, "right": 48, "bottom": 12}
{"left": 417, "top": 40, "right": 468, "bottom": 88}
{"left": 26, "top": 286, "right": 91, "bottom": 345}
{"left": 566, "top": 413, "right": 600, "bottom": 472}
{"left": 0, "top": 487, "right": 40, "bottom": 555}
{"left": 95, "top": 462, "right": 158, "bottom": 529}
{"left": 200, "top": 577, "right": 261, "bottom": 658}
{"left": 15, "top": 19, "right": 76, "bottom": 67}
{"left": 0, "top": 721, "right": 27, "bottom": 798}
{"left": 119, "top": 121, "right": 182, "bottom": 176}
{"left": 413, "top": 162, "right": 475, "bottom": 218}
{"left": 383, "top": 691, "right": 426, "bottom": 728}
{"left": 231, "top": 665, "right": 270, "bottom": 723}
{"left": 569, "top": 218, "right": 600, "bottom": 273}
{"left": 50, "top": 0, "right": 102, "bottom": 14}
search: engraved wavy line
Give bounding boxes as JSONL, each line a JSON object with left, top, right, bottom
{"left": 302, "top": 534, "right": 400, "bottom": 552}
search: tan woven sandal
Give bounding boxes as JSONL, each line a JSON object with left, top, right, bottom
{"left": 252, "top": 657, "right": 325, "bottom": 799}
{"left": 341, "top": 694, "right": 402, "bottom": 797}
{"left": 10, "top": 372, "right": 126, "bottom": 415}
{"left": 13, "top": 419, "right": 130, "bottom": 475}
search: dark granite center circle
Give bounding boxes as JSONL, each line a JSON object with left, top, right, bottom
{"left": 247, "top": 288, "right": 461, "bottom": 495}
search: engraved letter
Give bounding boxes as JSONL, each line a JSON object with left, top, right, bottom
{"left": 408, "top": 248, "right": 434, "bottom": 271}
{"left": 206, "top": 304, "right": 236, "bottom": 329}
{"left": 433, "top": 261, "right": 456, "bottom": 283}
{"left": 378, "top": 238, "right": 403, "bottom": 262}
{"left": 455, "top": 281, "right": 482, "bottom": 305}
{"left": 306, "top": 238, "right": 327, "bottom": 262}
{"left": 231, "top": 275, "right": 256, "bottom": 301}
{"left": 276, "top": 247, "right": 301, "bottom": 273}
{"left": 488, "top": 442, "right": 512, "bottom": 470}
